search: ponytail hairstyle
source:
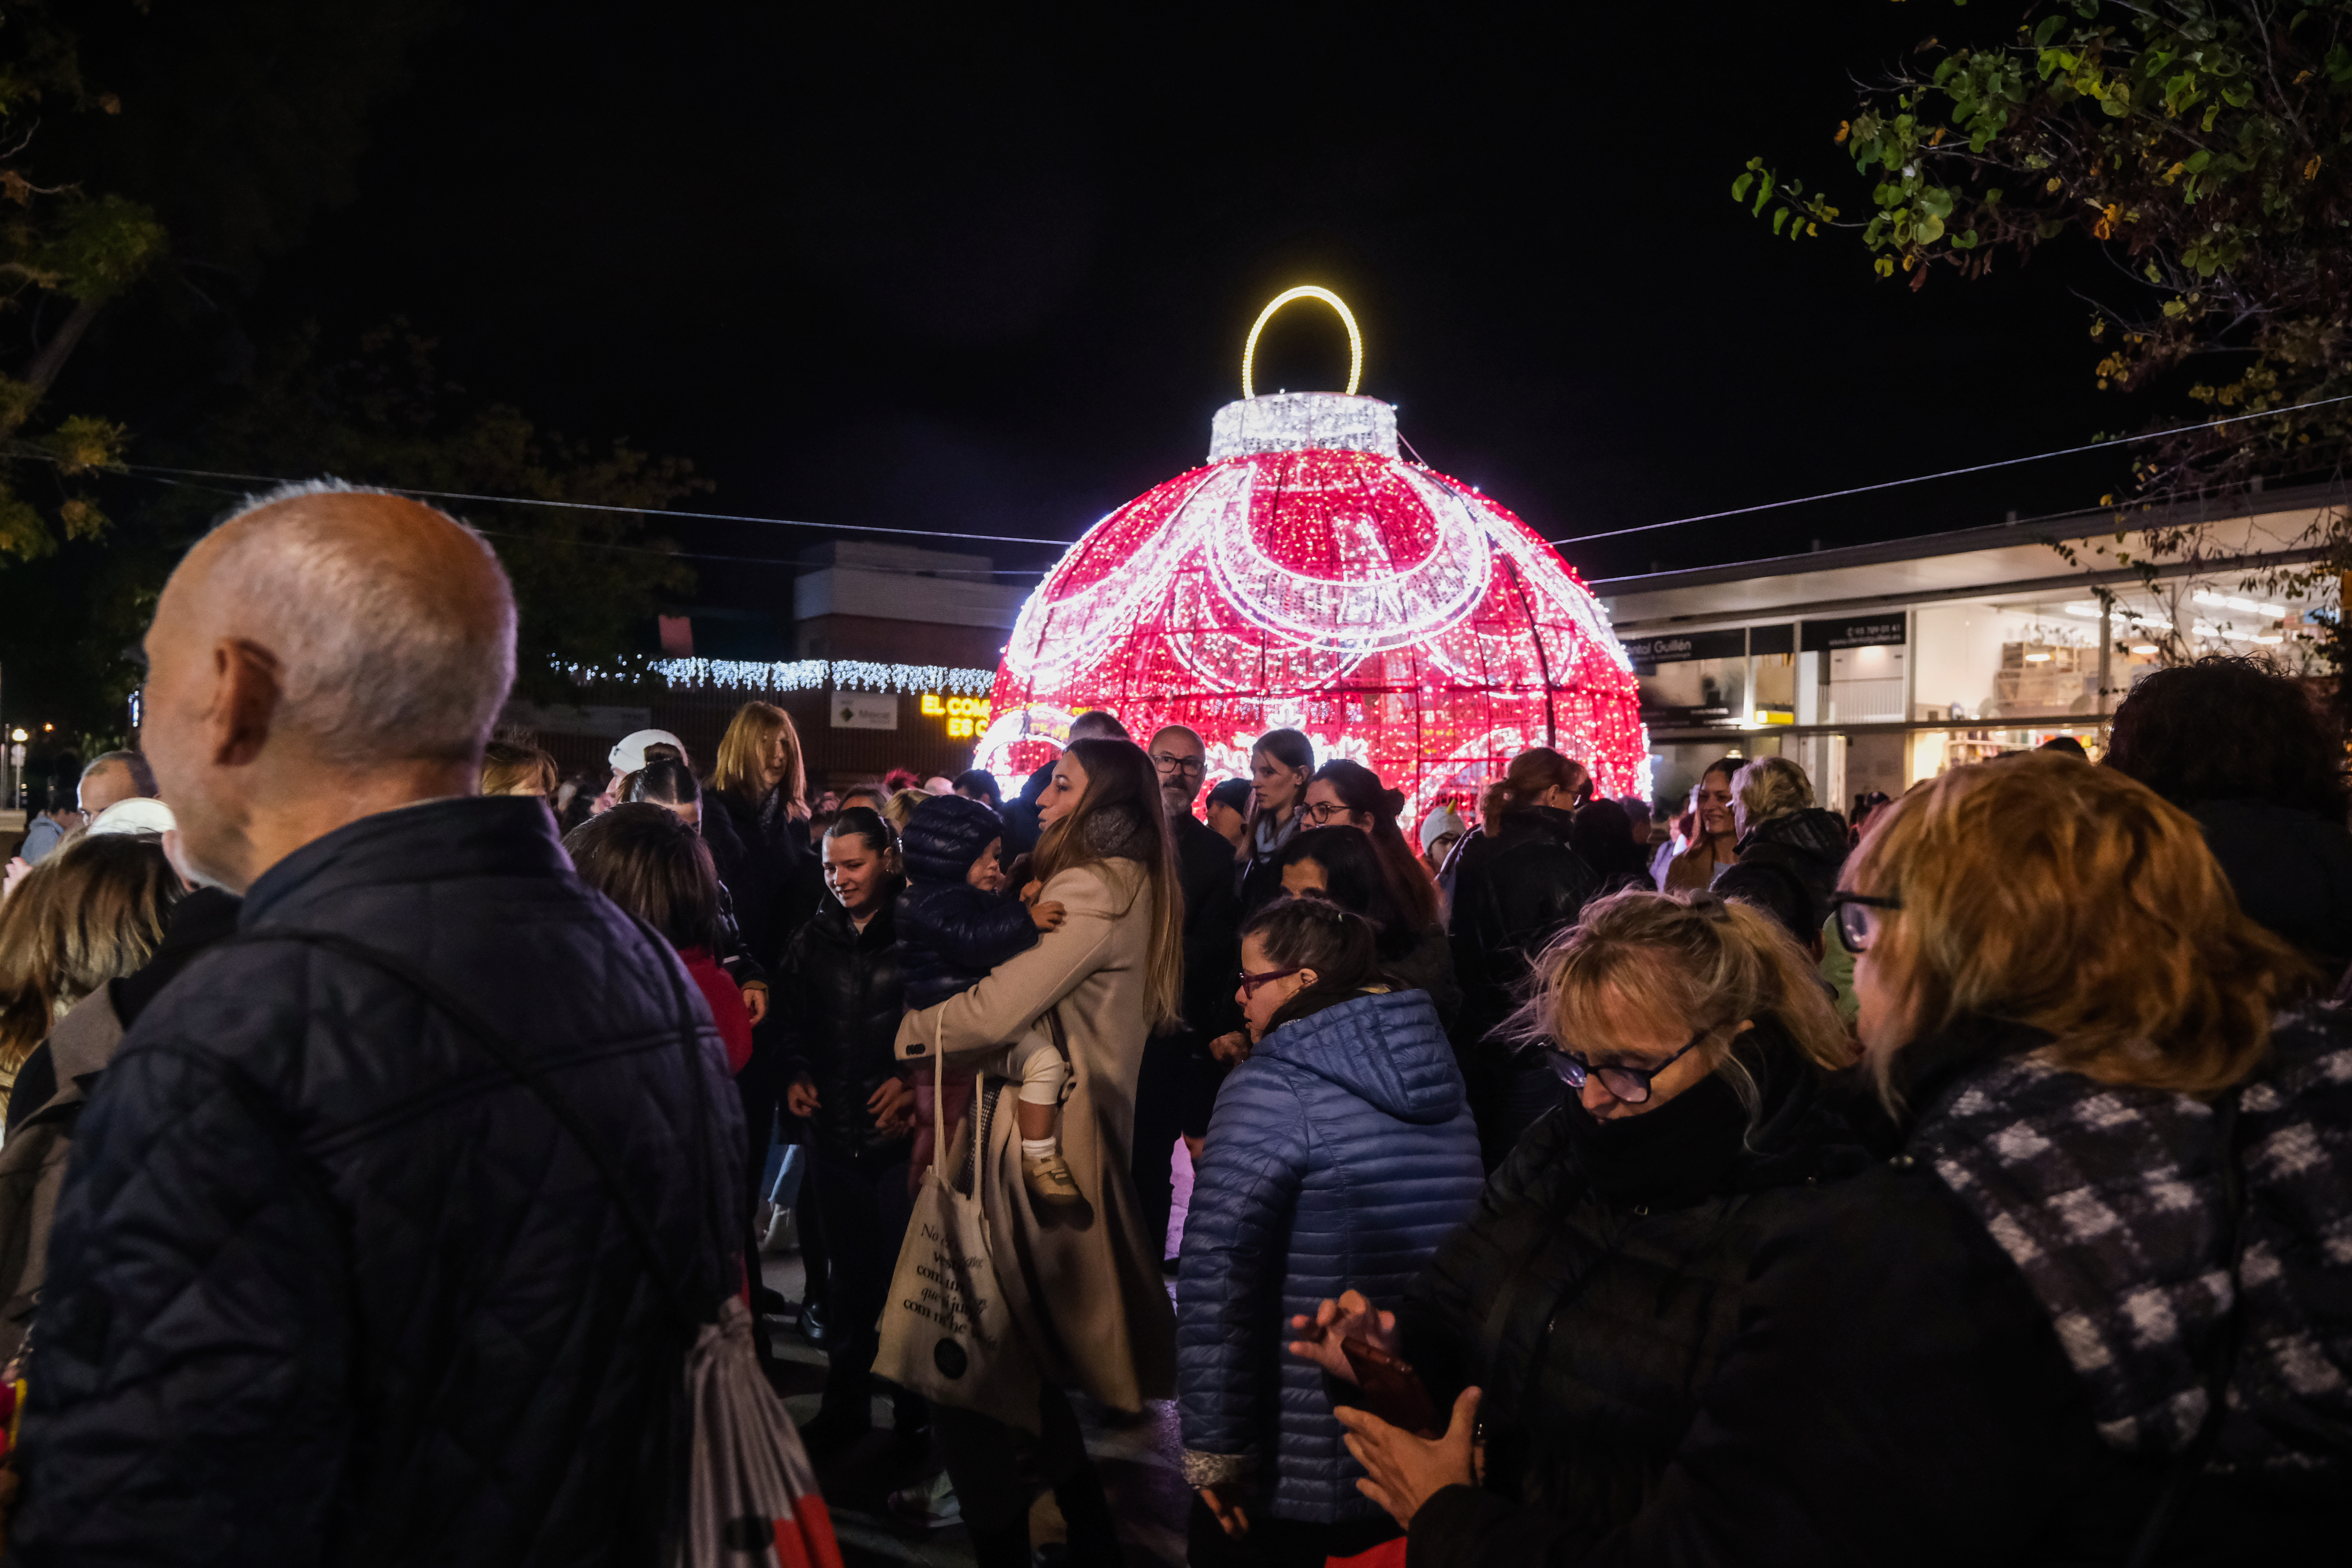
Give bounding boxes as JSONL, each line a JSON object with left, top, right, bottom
{"left": 1034, "top": 737, "right": 1185, "bottom": 1031}
{"left": 1241, "top": 894, "right": 1384, "bottom": 1034}
{"left": 1480, "top": 746, "right": 1591, "bottom": 832}
{"left": 1509, "top": 887, "right": 1854, "bottom": 1115}
{"left": 824, "top": 804, "right": 901, "bottom": 867}
{"left": 626, "top": 758, "right": 702, "bottom": 808}
{"left": 1309, "top": 758, "right": 1440, "bottom": 931}
{"left": 1276, "top": 826, "right": 1412, "bottom": 957}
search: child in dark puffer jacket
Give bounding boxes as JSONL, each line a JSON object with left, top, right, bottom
{"left": 896, "top": 792, "right": 1078, "bottom": 1204}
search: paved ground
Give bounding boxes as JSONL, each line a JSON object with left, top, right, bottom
{"left": 763, "top": 1142, "right": 1197, "bottom": 1567}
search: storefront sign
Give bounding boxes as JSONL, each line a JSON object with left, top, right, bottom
{"left": 1801, "top": 615, "right": 1907, "bottom": 651}
{"left": 1620, "top": 628, "right": 1748, "bottom": 669}
{"left": 831, "top": 691, "right": 899, "bottom": 730}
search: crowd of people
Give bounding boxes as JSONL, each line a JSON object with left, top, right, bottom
{"left": 0, "top": 479, "right": 2343, "bottom": 1566}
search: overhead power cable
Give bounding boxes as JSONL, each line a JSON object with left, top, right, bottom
{"left": 103, "top": 458, "right": 1073, "bottom": 548}
{"left": 1545, "top": 392, "right": 2352, "bottom": 546}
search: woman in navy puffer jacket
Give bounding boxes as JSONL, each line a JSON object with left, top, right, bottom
{"left": 1179, "top": 896, "right": 1485, "bottom": 1566}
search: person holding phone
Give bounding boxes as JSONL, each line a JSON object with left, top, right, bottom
{"left": 1179, "top": 896, "right": 1484, "bottom": 1566}
{"left": 1286, "top": 888, "right": 1864, "bottom": 1565}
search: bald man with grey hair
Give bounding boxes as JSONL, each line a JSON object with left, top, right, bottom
{"left": 17, "top": 483, "right": 742, "bottom": 1566}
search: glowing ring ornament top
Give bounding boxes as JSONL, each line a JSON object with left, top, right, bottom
{"left": 1240, "top": 286, "right": 1363, "bottom": 399}
{"left": 982, "top": 292, "right": 1648, "bottom": 825}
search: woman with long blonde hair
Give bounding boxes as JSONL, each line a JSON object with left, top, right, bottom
{"left": 893, "top": 735, "right": 1183, "bottom": 1567}
{"left": 1300, "top": 753, "right": 2347, "bottom": 1565}
{"left": 700, "top": 700, "right": 810, "bottom": 968}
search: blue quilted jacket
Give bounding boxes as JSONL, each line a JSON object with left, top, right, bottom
{"left": 1177, "top": 988, "right": 1485, "bottom": 1522}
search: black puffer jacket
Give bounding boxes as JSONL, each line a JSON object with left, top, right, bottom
{"left": 1407, "top": 1012, "right": 2352, "bottom": 1566}
{"left": 1444, "top": 805, "right": 1603, "bottom": 1046}
{"left": 778, "top": 893, "right": 914, "bottom": 1163}
{"left": 1726, "top": 807, "right": 1849, "bottom": 933}
{"left": 897, "top": 794, "right": 1040, "bottom": 1011}
{"left": 12, "top": 798, "right": 743, "bottom": 1567}
{"left": 1399, "top": 1030, "right": 1871, "bottom": 1553}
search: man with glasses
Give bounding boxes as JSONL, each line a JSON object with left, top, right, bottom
{"left": 1136, "top": 725, "right": 1241, "bottom": 1268}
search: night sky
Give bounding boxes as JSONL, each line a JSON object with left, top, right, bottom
{"left": 73, "top": 2, "right": 2157, "bottom": 612}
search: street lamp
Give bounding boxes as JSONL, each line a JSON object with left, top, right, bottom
{"left": 7, "top": 729, "right": 24, "bottom": 811}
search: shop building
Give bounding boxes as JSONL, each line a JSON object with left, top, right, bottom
{"left": 1591, "top": 481, "right": 2343, "bottom": 814}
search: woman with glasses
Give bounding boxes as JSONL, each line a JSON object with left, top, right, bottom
{"left": 1285, "top": 887, "right": 1865, "bottom": 1565}
{"left": 1306, "top": 755, "right": 2351, "bottom": 1565}
{"left": 1303, "top": 758, "right": 1441, "bottom": 918}
{"left": 1179, "top": 896, "right": 1484, "bottom": 1567}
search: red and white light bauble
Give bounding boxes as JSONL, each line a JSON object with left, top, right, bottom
{"left": 980, "top": 290, "right": 1649, "bottom": 821}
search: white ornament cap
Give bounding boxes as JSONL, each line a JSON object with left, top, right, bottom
{"left": 1208, "top": 392, "right": 1399, "bottom": 462}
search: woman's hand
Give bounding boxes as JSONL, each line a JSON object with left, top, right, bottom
{"left": 1208, "top": 1030, "right": 1251, "bottom": 1067}
{"left": 738, "top": 979, "right": 770, "bottom": 1026}
{"left": 867, "top": 1074, "right": 916, "bottom": 1135}
{"left": 1336, "top": 1387, "right": 1481, "bottom": 1531}
{"left": 1196, "top": 1483, "right": 1250, "bottom": 1538}
{"left": 784, "top": 1078, "right": 821, "bottom": 1119}
{"left": 1285, "top": 1288, "right": 1400, "bottom": 1383}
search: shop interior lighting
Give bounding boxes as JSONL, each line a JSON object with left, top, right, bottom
{"left": 2131, "top": 643, "right": 2160, "bottom": 655}
{"left": 2192, "top": 590, "right": 2288, "bottom": 618}
{"left": 2023, "top": 651, "right": 2054, "bottom": 663}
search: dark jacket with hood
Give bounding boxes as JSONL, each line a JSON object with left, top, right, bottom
{"left": 1444, "top": 805, "right": 1603, "bottom": 1047}
{"left": 1724, "top": 807, "right": 1849, "bottom": 935}
{"left": 778, "top": 890, "right": 915, "bottom": 1164}
{"left": 896, "top": 793, "right": 1040, "bottom": 1012}
{"left": 1406, "top": 1010, "right": 2352, "bottom": 1567}
{"left": 2189, "top": 797, "right": 2352, "bottom": 974}
{"left": 11, "top": 798, "right": 743, "bottom": 1568}
{"left": 1397, "top": 1028, "right": 1871, "bottom": 1562}
{"left": 1177, "top": 989, "right": 1485, "bottom": 1523}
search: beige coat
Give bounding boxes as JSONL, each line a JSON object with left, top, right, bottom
{"left": 894, "top": 856, "right": 1176, "bottom": 1411}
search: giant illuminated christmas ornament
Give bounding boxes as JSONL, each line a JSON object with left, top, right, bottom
{"left": 978, "top": 287, "right": 1649, "bottom": 819}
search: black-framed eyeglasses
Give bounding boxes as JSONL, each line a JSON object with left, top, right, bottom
{"left": 1303, "top": 799, "right": 1358, "bottom": 824}
{"left": 1150, "top": 752, "right": 1205, "bottom": 775}
{"left": 1552, "top": 1028, "right": 1709, "bottom": 1105}
{"left": 1237, "top": 964, "right": 1304, "bottom": 997}
{"left": 1828, "top": 891, "right": 1902, "bottom": 955}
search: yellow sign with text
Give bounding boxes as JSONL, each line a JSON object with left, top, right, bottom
{"left": 921, "top": 693, "right": 990, "bottom": 738}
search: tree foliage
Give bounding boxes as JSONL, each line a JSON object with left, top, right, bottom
{"left": 0, "top": 1, "right": 162, "bottom": 558}
{"left": 1736, "top": 0, "right": 2352, "bottom": 677}
{"left": 135, "top": 323, "right": 704, "bottom": 703}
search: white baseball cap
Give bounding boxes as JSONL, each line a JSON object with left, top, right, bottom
{"left": 87, "top": 797, "right": 176, "bottom": 838}
{"left": 1419, "top": 806, "right": 1467, "bottom": 853}
{"left": 608, "top": 729, "right": 688, "bottom": 773}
